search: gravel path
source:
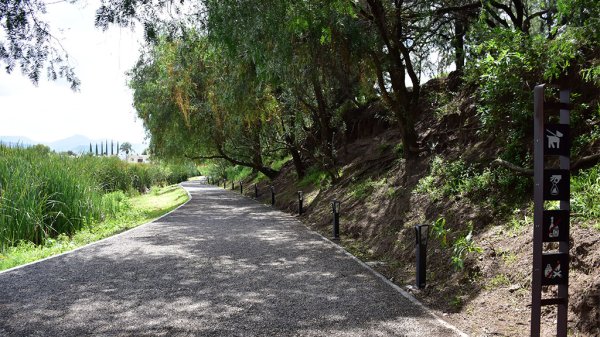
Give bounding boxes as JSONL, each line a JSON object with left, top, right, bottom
{"left": 0, "top": 181, "right": 464, "bottom": 336}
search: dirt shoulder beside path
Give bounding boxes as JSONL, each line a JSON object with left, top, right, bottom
{"left": 0, "top": 181, "right": 464, "bottom": 336}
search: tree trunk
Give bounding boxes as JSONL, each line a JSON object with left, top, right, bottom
{"left": 454, "top": 20, "right": 466, "bottom": 72}
{"left": 311, "top": 78, "right": 336, "bottom": 169}
{"left": 289, "top": 145, "right": 306, "bottom": 179}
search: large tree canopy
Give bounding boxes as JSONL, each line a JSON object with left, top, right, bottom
{"left": 5, "top": 0, "right": 598, "bottom": 177}
{"left": 121, "top": 0, "right": 599, "bottom": 176}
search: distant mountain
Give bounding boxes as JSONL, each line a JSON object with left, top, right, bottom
{"left": 49, "top": 134, "right": 93, "bottom": 153}
{"left": 0, "top": 135, "right": 148, "bottom": 155}
{"left": 0, "top": 136, "right": 36, "bottom": 146}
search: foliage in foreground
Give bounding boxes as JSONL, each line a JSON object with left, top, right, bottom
{"left": 0, "top": 145, "right": 197, "bottom": 250}
{"left": 0, "top": 184, "right": 188, "bottom": 271}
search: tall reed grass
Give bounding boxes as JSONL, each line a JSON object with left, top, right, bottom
{"left": 0, "top": 145, "right": 197, "bottom": 250}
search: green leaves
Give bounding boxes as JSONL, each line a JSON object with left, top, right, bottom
{"left": 0, "top": 0, "right": 80, "bottom": 89}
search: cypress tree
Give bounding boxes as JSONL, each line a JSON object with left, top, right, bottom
{"left": 111, "top": 140, "right": 114, "bottom": 155}
{"left": 95, "top": 143, "right": 98, "bottom": 156}
{"left": 89, "top": 143, "right": 92, "bottom": 154}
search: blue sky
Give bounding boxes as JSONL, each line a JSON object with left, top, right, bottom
{"left": 0, "top": 0, "right": 147, "bottom": 144}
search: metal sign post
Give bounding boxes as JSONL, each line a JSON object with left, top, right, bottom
{"left": 531, "top": 84, "right": 570, "bottom": 337}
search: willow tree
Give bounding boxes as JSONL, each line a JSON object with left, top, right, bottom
{"left": 129, "top": 31, "right": 281, "bottom": 178}
{"left": 0, "top": 0, "right": 80, "bottom": 89}
{"left": 203, "top": 0, "right": 370, "bottom": 179}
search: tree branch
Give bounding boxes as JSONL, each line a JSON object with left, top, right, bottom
{"left": 492, "top": 153, "right": 600, "bottom": 176}
{"left": 369, "top": 50, "right": 394, "bottom": 107}
{"left": 492, "top": 158, "right": 533, "bottom": 176}
{"left": 490, "top": 1, "right": 518, "bottom": 26}
{"left": 433, "top": 2, "right": 481, "bottom": 17}
{"left": 573, "top": 153, "right": 600, "bottom": 171}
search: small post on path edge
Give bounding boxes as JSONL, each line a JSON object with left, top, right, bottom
{"left": 415, "top": 224, "right": 429, "bottom": 289}
{"left": 332, "top": 200, "right": 340, "bottom": 240}
{"left": 270, "top": 185, "right": 275, "bottom": 206}
{"left": 297, "top": 191, "right": 304, "bottom": 215}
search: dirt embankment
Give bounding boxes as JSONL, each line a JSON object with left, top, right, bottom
{"left": 242, "top": 79, "right": 600, "bottom": 337}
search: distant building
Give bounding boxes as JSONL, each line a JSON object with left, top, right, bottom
{"left": 127, "top": 154, "right": 150, "bottom": 164}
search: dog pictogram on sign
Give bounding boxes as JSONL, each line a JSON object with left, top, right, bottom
{"left": 544, "top": 124, "right": 570, "bottom": 156}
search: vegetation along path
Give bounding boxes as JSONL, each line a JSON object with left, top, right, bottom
{"left": 0, "top": 180, "right": 464, "bottom": 336}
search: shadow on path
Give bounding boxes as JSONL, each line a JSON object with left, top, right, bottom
{"left": 0, "top": 182, "right": 461, "bottom": 336}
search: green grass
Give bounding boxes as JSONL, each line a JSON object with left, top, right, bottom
{"left": 225, "top": 165, "right": 253, "bottom": 182}
{"left": 504, "top": 163, "right": 600, "bottom": 232}
{"left": 0, "top": 184, "right": 188, "bottom": 271}
{"left": 349, "top": 177, "right": 386, "bottom": 200}
{"left": 298, "top": 167, "right": 331, "bottom": 188}
{"left": 271, "top": 156, "right": 291, "bottom": 171}
{"left": 571, "top": 163, "right": 600, "bottom": 226}
{"left": 414, "top": 156, "right": 530, "bottom": 212}
{"left": 485, "top": 273, "right": 511, "bottom": 290}
{"left": 0, "top": 145, "right": 197, "bottom": 250}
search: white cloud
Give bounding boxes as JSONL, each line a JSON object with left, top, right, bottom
{"left": 0, "top": 0, "right": 147, "bottom": 144}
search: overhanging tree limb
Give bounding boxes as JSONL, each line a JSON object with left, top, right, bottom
{"left": 492, "top": 158, "right": 533, "bottom": 176}
{"left": 492, "top": 153, "right": 600, "bottom": 176}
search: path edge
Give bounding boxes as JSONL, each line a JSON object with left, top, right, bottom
{"left": 0, "top": 183, "right": 193, "bottom": 275}
{"left": 309, "top": 227, "right": 469, "bottom": 337}
{"left": 228, "top": 187, "right": 470, "bottom": 337}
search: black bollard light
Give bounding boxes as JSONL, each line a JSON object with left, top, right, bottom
{"left": 239, "top": 181, "right": 243, "bottom": 194}
{"left": 231, "top": 181, "right": 234, "bottom": 190}
{"left": 270, "top": 185, "right": 275, "bottom": 206}
{"left": 297, "top": 191, "right": 304, "bottom": 215}
{"left": 223, "top": 179, "right": 227, "bottom": 189}
{"left": 207, "top": 177, "right": 211, "bottom": 185}
{"left": 254, "top": 183, "right": 258, "bottom": 199}
{"left": 415, "top": 224, "right": 430, "bottom": 289}
{"left": 332, "top": 200, "right": 340, "bottom": 240}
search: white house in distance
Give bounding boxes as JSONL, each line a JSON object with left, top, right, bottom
{"left": 126, "top": 154, "right": 150, "bottom": 164}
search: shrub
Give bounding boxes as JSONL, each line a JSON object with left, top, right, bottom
{"left": 571, "top": 163, "right": 600, "bottom": 221}
{"left": 298, "top": 166, "right": 331, "bottom": 188}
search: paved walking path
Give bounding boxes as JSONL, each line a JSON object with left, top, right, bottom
{"left": 0, "top": 181, "right": 464, "bottom": 336}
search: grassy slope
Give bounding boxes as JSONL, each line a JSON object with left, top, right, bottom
{"left": 232, "top": 91, "right": 600, "bottom": 336}
{"left": 242, "top": 141, "right": 600, "bottom": 336}
{"left": 0, "top": 184, "right": 189, "bottom": 271}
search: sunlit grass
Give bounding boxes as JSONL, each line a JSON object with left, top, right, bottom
{"left": 0, "top": 145, "right": 198, "bottom": 250}
{"left": 0, "top": 184, "right": 189, "bottom": 271}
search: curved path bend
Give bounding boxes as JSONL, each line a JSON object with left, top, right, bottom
{"left": 0, "top": 181, "right": 464, "bottom": 336}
